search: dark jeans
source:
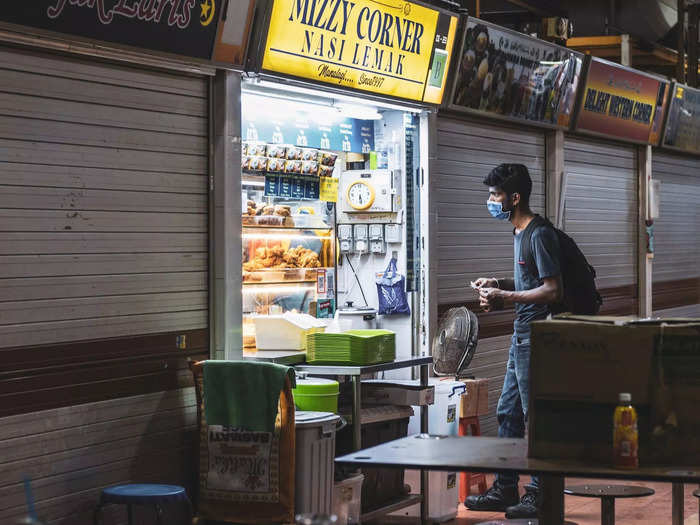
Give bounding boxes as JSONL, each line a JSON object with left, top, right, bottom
{"left": 495, "top": 329, "right": 539, "bottom": 490}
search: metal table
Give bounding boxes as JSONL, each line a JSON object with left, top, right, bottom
{"left": 336, "top": 435, "right": 700, "bottom": 525}
{"left": 295, "top": 357, "right": 433, "bottom": 523}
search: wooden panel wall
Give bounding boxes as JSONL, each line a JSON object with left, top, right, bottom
{"left": 0, "top": 46, "right": 209, "bottom": 524}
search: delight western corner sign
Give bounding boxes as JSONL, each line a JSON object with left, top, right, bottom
{"left": 262, "top": 0, "right": 457, "bottom": 103}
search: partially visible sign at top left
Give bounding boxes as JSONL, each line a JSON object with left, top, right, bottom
{"left": 1, "top": 0, "right": 221, "bottom": 59}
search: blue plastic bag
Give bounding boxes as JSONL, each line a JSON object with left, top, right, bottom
{"left": 376, "top": 258, "right": 410, "bottom": 316}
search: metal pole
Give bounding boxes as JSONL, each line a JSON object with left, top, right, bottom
{"left": 601, "top": 496, "right": 616, "bottom": 525}
{"left": 678, "top": 0, "right": 687, "bottom": 83}
{"left": 672, "top": 482, "right": 684, "bottom": 525}
{"left": 352, "top": 375, "right": 362, "bottom": 451}
{"left": 420, "top": 364, "right": 429, "bottom": 524}
{"left": 688, "top": 3, "right": 699, "bottom": 87}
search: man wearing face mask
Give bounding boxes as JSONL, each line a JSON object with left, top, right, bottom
{"left": 464, "top": 163, "right": 562, "bottom": 519}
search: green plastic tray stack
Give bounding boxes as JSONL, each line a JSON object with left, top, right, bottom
{"left": 306, "top": 329, "right": 396, "bottom": 365}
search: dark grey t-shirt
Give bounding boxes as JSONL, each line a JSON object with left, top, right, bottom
{"left": 513, "top": 224, "right": 561, "bottom": 332}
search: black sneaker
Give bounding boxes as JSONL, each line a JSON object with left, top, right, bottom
{"left": 505, "top": 485, "right": 539, "bottom": 519}
{"left": 464, "top": 484, "right": 519, "bottom": 512}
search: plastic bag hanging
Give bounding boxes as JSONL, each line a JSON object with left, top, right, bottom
{"left": 376, "top": 257, "right": 410, "bottom": 316}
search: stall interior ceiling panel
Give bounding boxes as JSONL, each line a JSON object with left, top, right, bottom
{"left": 651, "top": 150, "right": 700, "bottom": 314}
{"left": 563, "top": 136, "right": 637, "bottom": 300}
{"left": 0, "top": 47, "right": 209, "bottom": 349}
{"left": 435, "top": 117, "right": 545, "bottom": 306}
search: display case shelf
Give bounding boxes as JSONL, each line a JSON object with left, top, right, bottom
{"left": 242, "top": 267, "right": 328, "bottom": 285}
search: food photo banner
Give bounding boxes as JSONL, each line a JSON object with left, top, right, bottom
{"left": 0, "top": 0, "right": 221, "bottom": 59}
{"left": 662, "top": 83, "right": 700, "bottom": 155}
{"left": 574, "top": 57, "right": 670, "bottom": 145}
{"left": 448, "top": 17, "right": 583, "bottom": 129}
{"left": 259, "top": 0, "right": 458, "bottom": 104}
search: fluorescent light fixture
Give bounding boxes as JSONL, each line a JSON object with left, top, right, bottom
{"left": 242, "top": 233, "right": 333, "bottom": 240}
{"left": 242, "top": 285, "right": 317, "bottom": 294}
{"left": 334, "top": 102, "right": 382, "bottom": 120}
{"left": 245, "top": 78, "right": 422, "bottom": 113}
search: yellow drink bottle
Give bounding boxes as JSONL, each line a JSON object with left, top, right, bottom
{"left": 613, "top": 392, "right": 639, "bottom": 469}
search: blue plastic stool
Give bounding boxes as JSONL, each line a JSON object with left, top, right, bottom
{"left": 93, "top": 484, "right": 192, "bottom": 525}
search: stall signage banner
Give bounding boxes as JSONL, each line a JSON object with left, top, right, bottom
{"left": 243, "top": 93, "right": 375, "bottom": 153}
{"left": 261, "top": 0, "right": 458, "bottom": 103}
{"left": 662, "top": 84, "right": 700, "bottom": 155}
{"left": 576, "top": 58, "right": 669, "bottom": 144}
{"left": 450, "top": 18, "right": 583, "bottom": 128}
{"left": 0, "top": 1, "right": 220, "bottom": 59}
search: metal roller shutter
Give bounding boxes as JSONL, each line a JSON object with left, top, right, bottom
{"left": 435, "top": 116, "right": 546, "bottom": 436}
{"left": 0, "top": 47, "right": 209, "bottom": 349}
{"left": 563, "top": 136, "right": 637, "bottom": 315}
{"left": 651, "top": 150, "right": 700, "bottom": 316}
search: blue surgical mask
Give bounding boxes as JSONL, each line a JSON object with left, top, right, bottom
{"left": 487, "top": 200, "right": 511, "bottom": 221}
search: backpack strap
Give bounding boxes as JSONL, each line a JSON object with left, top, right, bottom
{"left": 519, "top": 214, "right": 550, "bottom": 279}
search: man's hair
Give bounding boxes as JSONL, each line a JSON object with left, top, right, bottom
{"left": 483, "top": 163, "right": 532, "bottom": 204}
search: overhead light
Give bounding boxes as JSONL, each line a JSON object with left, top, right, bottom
{"left": 334, "top": 102, "right": 383, "bottom": 120}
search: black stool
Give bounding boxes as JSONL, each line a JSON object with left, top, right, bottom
{"left": 564, "top": 484, "right": 654, "bottom": 525}
{"left": 93, "top": 484, "right": 192, "bottom": 524}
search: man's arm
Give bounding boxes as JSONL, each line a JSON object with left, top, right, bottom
{"left": 484, "top": 276, "right": 562, "bottom": 306}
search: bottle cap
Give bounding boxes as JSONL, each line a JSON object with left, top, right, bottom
{"left": 619, "top": 392, "right": 631, "bottom": 403}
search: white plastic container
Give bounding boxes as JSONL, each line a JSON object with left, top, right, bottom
{"left": 254, "top": 312, "right": 326, "bottom": 350}
{"left": 332, "top": 474, "right": 363, "bottom": 525}
{"left": 295, "top": 411, "right": 344, "bottom": 516}
{"left": 392, "top": 378, "right": 464, "bottom": 522}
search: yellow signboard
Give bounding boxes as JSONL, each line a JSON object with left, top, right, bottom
{"left": 319, "top": 176, "right": 339, "bottom": 202}
{"left": 262, "top": 0, "right": 457, "bottom": 104}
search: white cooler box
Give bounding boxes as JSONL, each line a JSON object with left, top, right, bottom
{"left": 295, "top": 411, "right": 344, "bottom": 516}
{"left": 392, "top": 378, "right": 464, "bottom": 522}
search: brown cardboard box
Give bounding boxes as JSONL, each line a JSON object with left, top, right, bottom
{"left": 529, "top": 315, "right": 700, "bottom": 465}
{"left": 460, "top": 378, "right": 489, "bottom": 418}
{"left": 361, "top": 380, "right": 435, "bottom": 406}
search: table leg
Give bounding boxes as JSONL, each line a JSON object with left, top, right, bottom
{"left": 538, "top": 474, "right": 564, "bottom": 525}
{"left": 601, "top": 496, "right": 615, "bottom": 525}
{"left": 352, "top": 375, "right": 362, "bottom": 451}
{"left": 672, "top": 482, "right": 684, "bottom": 525}
{"left": 420, "top": 364, "right": 429, "bottom": 524}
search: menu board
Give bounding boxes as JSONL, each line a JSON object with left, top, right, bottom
{"left": 662, "top": 83, "right": 700, "bottom": 155}
{"left": 260, "top": 0, "right": 458, "bottom": 104}
{"left": 0, "top": 0, "right": 220, "bottom": 59}
{"left": 242, "top": 93, "right": 375, "bottom": 154}
{"left": 448, "top": 17, "right": 583, "bottom": 129}
{"left": 575, "top": 58, "right": 670, "bottom": 145}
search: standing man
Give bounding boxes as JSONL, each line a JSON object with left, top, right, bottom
{"left": 465, "top": 163, "right": 562, "bottom": 519}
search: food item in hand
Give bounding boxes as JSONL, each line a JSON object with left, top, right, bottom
{"left": 320, "top": 152, "right": 337, "bottom": 167}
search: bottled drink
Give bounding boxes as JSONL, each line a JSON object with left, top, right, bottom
{"left": 613, "top": 392, "right": 639, "bottom": 469}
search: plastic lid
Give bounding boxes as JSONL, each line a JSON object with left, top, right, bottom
{"left": 619, "top": 392, "right": 632, "bottom": 403}
{"left": 293, "top": 377, "right": 339, "bottom": 395}
{"left": 295, "top": 411, "right": 340, "bottom": 427}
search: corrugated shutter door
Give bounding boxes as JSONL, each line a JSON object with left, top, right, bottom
{"left": 0, "top": 47, "right": 209, "bottom": 348}
{"left": 435, "top": 116, "right": 545, "bottom": 436}
{"left": 563, "top": 136, "right": 637, "bottom": 314}
{"left": 651, "top": 150, "right": 700, "bottom": 316}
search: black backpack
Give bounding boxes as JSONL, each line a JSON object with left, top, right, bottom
{"left": 521, "top": 215, "right": 603, "bottom": 316}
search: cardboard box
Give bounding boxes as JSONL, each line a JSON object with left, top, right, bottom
{"left": 361, "top": 380, "right": 435, "bottom": 406}
{"left": 529, "top": 315, "right": 700, "bottom": 465}
{"left": 460, "top": 378, "right": 489, "bottom": 418}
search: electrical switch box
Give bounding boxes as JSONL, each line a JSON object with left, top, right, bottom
{"left": 353, "top": 224, "right": 368, "bottom": 253}
{"left": 368, "top": 224, "right": 384, "bottom": 241}
{"left": 338, "top": 224, "right": 353, "bottom": 254}
{"left": 370, "top": 240, "right": 386, "bottom": 254}
{"left": 384, "top": 223, "right": 402, "bottom": 243}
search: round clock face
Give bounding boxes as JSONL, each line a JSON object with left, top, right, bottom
{"left": 347, "top": 181, "right": 375, "bottom": 210}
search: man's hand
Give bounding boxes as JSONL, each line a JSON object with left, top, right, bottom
{"left": 479, "top": 287, "right": 506, "bottom": 312}
{"left": 472, "top": 277, "right": 499, "bottom": 289}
